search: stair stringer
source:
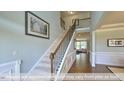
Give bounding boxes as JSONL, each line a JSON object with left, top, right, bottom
{"left": 24, "top": 31, "right": 67, "bottom": 81}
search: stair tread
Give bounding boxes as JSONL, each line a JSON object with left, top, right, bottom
{"left": 31, "top": 68, "right": 50, "bottom": 74}
{"left": 35, "top": 65, "right": 50, "bottom": 69}
{"left": 38, "top": 61, "right": 50, "bottom": 66}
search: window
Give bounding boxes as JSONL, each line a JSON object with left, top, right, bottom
{"left": 76, "top": 41, "right": 80, "bottom": 49}
{"left": 75, "top": 40, "right": 87, "bottom": 49}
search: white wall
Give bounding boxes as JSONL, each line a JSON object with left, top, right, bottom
{"left": 95, "top": 28, "right": 124, "bottom": 66}
{"left": 0, "top": 11, "right": 61, "bottom": 73}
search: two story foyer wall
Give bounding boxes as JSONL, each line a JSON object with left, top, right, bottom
{"left": 0, "top": 11, "right": 62, "bottom": 73}
{"left": 95, "top": 27, "right": 124, "bottom": 66}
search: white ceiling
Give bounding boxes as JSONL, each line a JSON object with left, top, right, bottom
{"left": 61, "top": 11, "right": 90, "bottom": 17}
{"left": 75, "top": 32, "right": 90, "bottom": 40}
{"left": 101, "top": 11, "right": 124, "bottom": 25}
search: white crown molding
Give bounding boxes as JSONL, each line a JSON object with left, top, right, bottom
{"left": 96, "top": 27, "right": 124, "bottom": 32}
{"left": 75, "top": 27, "right": 90, "bottom": 32}
{"left": 100, "top": 22, "right": 124, "bottom": 28}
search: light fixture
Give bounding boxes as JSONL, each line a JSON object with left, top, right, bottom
{"left": 70, "top": 11, "right": 73, "bottom": 14}
{"left": 68, "top": 11, "right": 74, "bottom": 14}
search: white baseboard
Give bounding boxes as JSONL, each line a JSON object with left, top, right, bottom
{"left": 96, "top": 52, "right": 124, "bottom": 67}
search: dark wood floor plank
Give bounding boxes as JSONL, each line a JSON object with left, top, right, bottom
{"left": 68, "top": 53, "right": 111, "bottom": 73}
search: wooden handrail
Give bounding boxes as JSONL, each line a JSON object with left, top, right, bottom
{"left": 50, "top": 21, "right": 76, "bottom": 74}
{"left": 50, "top": 29, "right": 69, "bottom": 55}
{"left": 77, "top": 17, "right": 91, "bottom": 21}
{"left": 75, "top": 18, "right": 90, "bottom": 28}
{"left": 50, "top": 22, "right": 76, "bottom": 59}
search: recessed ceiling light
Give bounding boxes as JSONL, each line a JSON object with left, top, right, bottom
{"left": 70, "top": 11, "right": 73, "bottom": 14}
{"left": 68, "top": 11, "right": 74, "bottom": 14}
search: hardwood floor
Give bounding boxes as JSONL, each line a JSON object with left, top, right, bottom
{"left": 68, "top": 53, "right": 92, "bottom": 73}
{"left": 68, "top": 53, "right": 112, "bottom": 73}
{"left": 63, "top": 53, "right": 119, "bottom": 81}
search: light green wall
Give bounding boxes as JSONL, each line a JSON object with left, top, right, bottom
{"left": 96, "top": 29, "right": 124, "bottom": 52}
{"left": 0, "top": 11, "right": 61, "bottom": 73}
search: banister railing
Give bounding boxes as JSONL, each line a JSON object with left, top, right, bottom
{"left": 50, "top": 22, "right": 76, "bottom": 76}
{"left": 75, "top": 18, "right": 91, "bottom": 29}
{"left": 0, "top": 60, "right": 21, "bottom": 80}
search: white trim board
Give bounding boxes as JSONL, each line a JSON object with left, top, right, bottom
{"left": 96, "top": 27, "right": 124, "bottom": 32}
{"left": 75, "top": 27, "right": 90, "bottom": 32}
{"left": 89, "top": 52, "right": 96, "bottom": 67}
{"left": 101, "top": 22, "right": 124, "bottom": 28}
{"left": 95, "top": 52, "right": 124, "bottom": 67}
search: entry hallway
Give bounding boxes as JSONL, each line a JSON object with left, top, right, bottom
{"left": 69, "top": 53, "right": 92, "bottom": 73}
{"left": 68, "top": 53, "right": 112, "bottom": 73}
{"left": 63, "top": 53, "right": 120, "bottom": 81}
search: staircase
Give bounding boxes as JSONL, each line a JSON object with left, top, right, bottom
{"left": 0, "top": 60, "right": 21, "bottom": 81}
{"left": 24, "top": 33, "right": 65, "bottom": 80}
{"left": 25, "top": 21, "right": 76, "bottom": 81}
{"left": 50, "top": 22, "right": 76, "bottom": 79}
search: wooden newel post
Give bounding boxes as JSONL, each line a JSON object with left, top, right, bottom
{"left": 50, "top": 53, "right": 54, "bottom": 80}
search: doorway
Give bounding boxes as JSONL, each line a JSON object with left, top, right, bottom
{"left": 68, "top": 32, "right": 91, "bottom": 73}
{"left": 75, "top": 40, "right": 88, "bottom": 54}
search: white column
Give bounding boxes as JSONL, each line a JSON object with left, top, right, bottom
{"left": 91, "top": 31, "right": 96, "bottom": 67}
